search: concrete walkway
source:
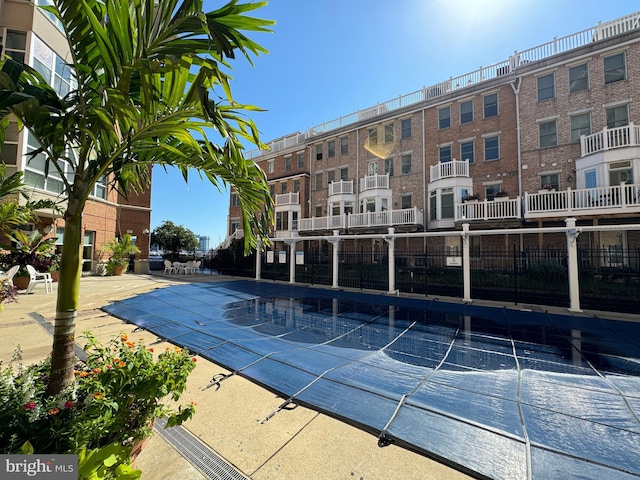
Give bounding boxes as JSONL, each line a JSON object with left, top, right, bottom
{"left": 0, "top": 273, "right": 471, "bottom": 480}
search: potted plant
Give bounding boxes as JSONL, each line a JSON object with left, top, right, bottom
{"left": 3, "top": 229, "right": 57, "bottom": 289}
{"left": 494, "top": 190, "right": 509, "bottom": 201}
{"left": 463, "top": 193, "right": 481, "bottom": 203}
{"left": 0, "top": 333, "right": 196, "bottom": 473}
{"left": 538, "top": 184, "right": 556, "bottom": 194}
{"left": 102, "top": 234, "right": 140, "bottom": 276}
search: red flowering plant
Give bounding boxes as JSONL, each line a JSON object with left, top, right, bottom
{"left": 0, "top": 333, "right": 196, "bottom": 457}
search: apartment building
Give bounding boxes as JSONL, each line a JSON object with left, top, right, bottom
{"left": 0, "top": 0, "right": 151, "bottom": 271}
{"left": 227, "top": 11, "right": 640, "bottom": 259}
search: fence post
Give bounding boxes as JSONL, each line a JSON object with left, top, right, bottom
{"left": 327, "top": 230, "right": 341, "bottom": 289}
{"left": 284, "top": 233, "right": 298, "bottom": 284}
{"left": 255, "top": 238, "right": 262, "bottom": 281}
{"left": 385, "top": 228, "right": 396, "bottom": 294}
{"left": 462, "top": 223, "right": 471, "bottom": 302}
{"left": 565, "top": 218, "right": 582, "bottom": 312}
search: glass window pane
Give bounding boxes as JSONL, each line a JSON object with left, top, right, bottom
{"left": 604, "top": 53, "right": 625, "bottom": 84}
{"left": 461, "top": 141, "right": 474, "bottom": 164}
{"left": 569, "top": 64, "right": 588, "bottom": 93}
{"left": 537, "top": 73, "right": 555, "bottom": 101}
{"left": 483, "top": 93, "right": 498, "bottom": 118}
{"left": 570, "top": 114, "right": 591, "bottom": 142}
{"left": 606, "top": 105, "right": 628, "bottom": 128}
{"left": 484, "top": 136, "right": 499, "bottom": 161}
{"left": 539, "top": 120, "right": 557, "bottom": 148}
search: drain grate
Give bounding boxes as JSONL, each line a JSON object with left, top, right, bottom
{"left": 155, "top": 418, "right": 248, "bottom": 480}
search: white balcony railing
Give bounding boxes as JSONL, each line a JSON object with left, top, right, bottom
{"left": 298, "top": 208, "right": 423, "bottom": 232}
{"left": 221, "top": 228, "right": 244, "bottom": 249}
{"left": 581, "top": 123, "right": 640, "bottom": 157}
{"left": 430, "top": 160, "right": 470, "bottom": 182}
{"left": 328, "top": 180, "right": 353, "bottom": 196}
{"left": 525, "top": 184, "right": 640, "bottom": 218}
{"left": 360, "top": 174, "right": 389, "bottom": 191}
{"left": 455, "top": 198, "right": 521, "bottom": 221}
{"left": 275, "top": 192, "right": 299, "bottom": 206}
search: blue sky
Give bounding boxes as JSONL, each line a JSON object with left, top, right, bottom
{"left": 150, "top": 0, "right": 639, "bottom": 247}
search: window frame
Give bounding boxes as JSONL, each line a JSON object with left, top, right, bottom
{"left": 401, "top": 154, "right": 412, "bottom": 175}
{"left": 368, "top": 128, "right": 378, "bottom": 146}
{"left": 537, "top": 73, "right": 555, "bottom": 102}
{"left": 538, "top": 119, "right": 558, "bottom": 148}
{"left": 328, "top": 140, "right": 335, "bottom": 158}
{"left": 570, "top": 113, "right": 591, "bottom": 143}
{"left": 284, "top": 156, "right": 291, "bottom": 172}
{"left": 315, "top": 172, "right": 323, "bottom": 189}
{"left": 606, "top": 104, "right": 629, "bottom": 129}
{"left": 540, "top": 174, "right": 559, "bottom": 191}
{"left": 340, "top": 136, "right": 348, "bottom": 155}
{"left": 439, "top": 145, "right": 452, "bottom": 163}
{"left": 484, "top": 136, "right": 500, "bottom": 161}
{"left": 438, "top": 106, "right": 451, "bottom": 129}
{"left": 460, "top": 100, "right": 473, "bottom": 124}
{"left": 401, "top": 194, "right": 412, "bottom": 210}
{"left": 460, "top": 140, "right": 475, "bottom": 164}
{"left": 384, "top": 158, "right": 394, "bottom": 177}
{"left": 296, "top": 153, "right": 305, "bottom": 169}
{"left": 483, "top": 93, "right": 498, "bottom": 118}
{"left": 401, "top": 118, "right": 411, "bottom": 139}
{"left": 384, "top": 123, "right": 394, "bottom": 144}
{"left": 315, "top": 144, "right": 323, "bottom": 161}
{"left": 569, "top": 63, "right": 589, "bottom": 93}
{"left": 604, "top": 52, "right": 626, "bottom": 85}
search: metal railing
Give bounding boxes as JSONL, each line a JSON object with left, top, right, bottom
{"left": 298, "top": 207, "right": 423, "bottom": 232}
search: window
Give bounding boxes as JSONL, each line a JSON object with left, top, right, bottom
{"left": 327, "top": 170, "right": 335, "bottom": 185}
{"left": 401, "top": 194, "right": 412, "bottom": 210}
{"left": 441, "top": 188, "right": 454, "bottom": 219}
{"left": 37, "top": 1, "right": 64, "bottom": 31}
{"left": 315, "top": 172, "right": 323, "bottom": 189}
{"left": 5, "top": 30, "right": 26, "bottom": 63}
{"left": 275, "top": 211, "right": 288, "bottom": 231}
{"left": 82, "top": 231, "right": 95, "bottom": 272}
{"left": 368, "top": 128, "right": 378, "bottom": 146}
{"left": 230, "top": 219, "right": 241, "bottom": 234}
{"left": 284, "top": 157, "right": 291, "bottom": 172}
{"left": 315, "top": 144, "right": 323, "bottom": 160}
{"left": 429, "top": 191, "right": 437, "bottom": 221}
{"left": 604, "top": 52, "right": 626, "bottom": 84}
{"left": 293, "top": 179, "right": 300, "bottom": 193}
{"left": 92, "top": 175, "right": 107, "bottom": 200}
{"left": 460, "top": 100, "right": 473, "bottom": 124}
{"left": 570, "top": 113, "right": 591, "bottom": 143}
{"left": 540, "top": 174, "right": 559, "bottom": 190}
{"left": 585, "top": 169, "right": 596, "bottom": 189}
{"left": 314, "top": 205, "right": 323, "bottom": 217}
{"left": 539, "top": 120, "right": 557, "bottom": 148}
{"left": 339, "top": 167, "right": 348, "bottom": 180}
{"left": 483, "top": 93, "right": 498, "bottom": 118}
{"left": 439, "top": 145, "right": 452, "bottom": 163}
{"left": 609, "top": 161, "right": 633, "bottom": 186}
{"left": 297, "top": 153, "right": 305, "bottom": 169}
{"left": 340, "top": 136, "right": 348, "bottom": 154}
{"left": 23, "top": 132, "right": 75, "bottom": 194}
{"left": 460, "top": 141, "right": 474, "bottom": 164}
{"left": 484, "top": 136, "right": 499, "bottom": 161}
{"left": 485, "top": 184, "right": 501, "bottom": 201}
{"left": 401, "top": 119, "right": 411, "bottom": 139}
{"left": 384, "top": 124, "right": 394, "bottom": 143}
{"left": 401, "top": 154, "right": 412, "bottom": 174}
{"left": 328, "top": 140, "right": 335, "bottom": 158}
{"left": 569, "top": 63, "right": 589, "bottom": 93}
{"left": 33, "top": 36, "right": 74, "bottom": 97}
{"left": 268, "top": 160, "right": 274, "bottom": 173}
{"left": 438, "top": 107, "right": 450, "bottom": 129}
{"left": 384, "top": 158, "right": 394, "bottom": 176}
{"left": 280, "top": 183, "right": 287, "bottom": 194}
{"left": 269, "top": 184, "right": 275, "bottom": 197}
{"left": 368, "top": 161, "right": 378, "bottom": 175}
{"left": 0, "top": 122, "right": 18, "bottom": 167}
{"left": 537, "top": 73, "right": 555, "bottom": 101}
{"left": 606, "top": 104, "right": 629, "bottom": 128}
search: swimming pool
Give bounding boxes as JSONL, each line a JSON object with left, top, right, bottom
{"left": 103, "top": 280, "right": 640, "bottom": 479}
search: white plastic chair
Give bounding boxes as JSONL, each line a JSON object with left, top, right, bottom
{"left": 183, "top": 260, "right": 195, "bottom": 275}
{"left": 163, "top": 260, "right": 175, "bottom": 274}
{"left": 4, "top": 265, "right": 20, "bottom": 286}
{"left": 25, "top": 265, "right": 53, "bottom": 294}
{"left": 173, "top": 261, "right": 184, "bottom": 274}
{"left": 193, "top": 260, "right": 201, "bottom": 273}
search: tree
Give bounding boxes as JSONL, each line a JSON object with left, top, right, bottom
{"left": 152, "top": 220, "right": 199, "bottom": 255}
{"left": 0, "top": 0, "right": 274, "bottom": 395}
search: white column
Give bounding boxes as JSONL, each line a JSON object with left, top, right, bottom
{"left": 255, "top": 238, "right": 262, "bottom": 281}
{"left": 328, "top": 230, "right": 341, "bottom": 289}
{"left": 384, "top": 228, "right": 396, "bottom": 294}
{"left": 565, "top": 218, "right": 582, "bottom": 312}
{"left": 462, "top": 223, "right": 471, "bottom": 302}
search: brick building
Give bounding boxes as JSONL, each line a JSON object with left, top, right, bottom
{"left": 226, "top": 11, "right": 640, "bottom": 259}
{"left": 0, "top": 0, "right": 151, "bottom": 272}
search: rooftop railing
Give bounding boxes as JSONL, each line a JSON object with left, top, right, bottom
{"left": 244, "top": 11, "right": 640, "bottom": 160}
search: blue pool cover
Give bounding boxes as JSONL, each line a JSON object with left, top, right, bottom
{"left": 103, "top": 280, "right": 640, "bottom": 480}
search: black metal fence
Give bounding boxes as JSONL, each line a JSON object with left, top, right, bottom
{"left": 214, "top": 244, "right": 640, "bottom": 314}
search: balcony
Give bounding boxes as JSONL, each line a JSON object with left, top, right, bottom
{"left": 525, "top": 184, "right": 640, "bottom": 219}
{"left": 455, "top": 197, "right": 521, "bottom": 221}
{"left": 430, "top": 160, "right": 469, "bottom": 182}
{"left": 581, "top": 123, "right": 640, "bottom": 157}
{"left": 275, "top": 192, "right": 299, "bottom": 206}
{"left": 360, "top": 174, "right": 389, "bottom": 191}
{"left": 298, "top": 207, "right": 423, "bottom": 233}
{"left": 329, "top": 180, "right": 353, "bottom": 196}
{"left": 298, "top": 215, "right": 347, "bottom": 232}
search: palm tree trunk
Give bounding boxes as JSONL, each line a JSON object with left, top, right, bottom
{"left": 46, "top": 197, "right": 84, "bottom": 396}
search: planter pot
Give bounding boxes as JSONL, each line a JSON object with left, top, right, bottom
{"left": 50, "top": 271, "right": 59, "bottom": 282}
{"left": 538, "top": 189, "right": 555, "bottom": 194}
{"left": 113, "top": 265, "right": 125, "bottom": 276}
{"left": 464, "top": 199, "right": 479, "bottom": 204}
{"left": 13, "top": 275, "right": 30, "bottom": 290}
{"left": 494, "top": 196, "right": 509, "bottom": 202}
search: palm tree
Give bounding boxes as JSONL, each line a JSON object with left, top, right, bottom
{"left": 0, "top": 0, "right": 274, "bottom": 395}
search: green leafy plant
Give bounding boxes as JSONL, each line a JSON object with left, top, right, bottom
{"left": 0, "top": 334, "right": 196, "bottom": 457}
{"left": 101, "top": 234, "right": 140, "bottom": 275}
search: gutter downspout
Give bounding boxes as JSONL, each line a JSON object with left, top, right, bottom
{"left": 510, "top": 77, "right": 524, "bottom": 250}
